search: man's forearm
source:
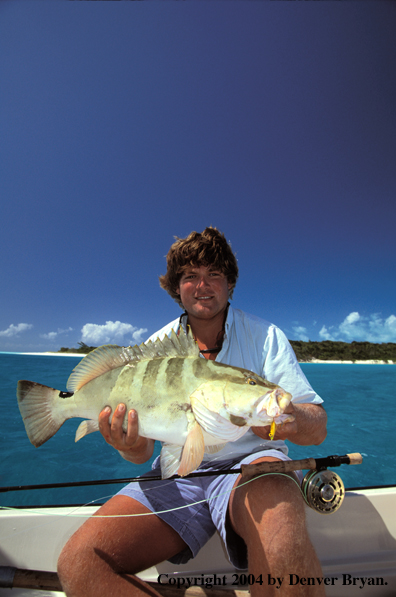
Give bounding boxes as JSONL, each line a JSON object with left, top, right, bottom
{"left": 286, "top": 403, "right": 327, "bottom": 445}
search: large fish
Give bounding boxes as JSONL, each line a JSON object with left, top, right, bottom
{"left": 17, "top": 328, "right": 294, "bottom": 479}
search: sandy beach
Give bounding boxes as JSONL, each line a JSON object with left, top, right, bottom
{"left": 18, "top": 352, "right": 86, "bottom": 357}
{"left": 302, "top": 359, "right": 395, "bottom": 364}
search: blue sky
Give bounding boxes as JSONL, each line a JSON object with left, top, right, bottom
{"left": 1, "top": 2, "right": 395, "bottom": 352}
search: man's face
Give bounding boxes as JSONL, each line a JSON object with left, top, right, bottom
{"left": 176, "top": 265, "right": 232, "bottom": 321}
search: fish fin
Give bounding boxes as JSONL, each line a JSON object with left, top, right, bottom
{"left": 190, "top": 396, "right": 249, "bottom": 442}
{"left": 75, "top": 419, "right": 99, "bottom": 442}
{"left": 160, "top": 444, "right": 183, "bottom": 479}
{"left": 160, "top": 443, "right": 182, "bottom": 479}
{"left": 17, "top": 381, "right": 68, "bottom": 447}
{"left": 274, "top": 414, "right": 295, "bottom": 424}
{"left": 178, "top": 421, "right": 205, "bottom": 477}
{"left": 67, "top": 345, "right": 129, "bottom": 392}
{"left": 204, "top": 444, "right": 225, "bottom": 454}
{"left": 67, "top": 328, "right": 199, "bottom": 392}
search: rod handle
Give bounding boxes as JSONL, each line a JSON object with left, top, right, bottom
{"left": 347, "top": 453, "right": 363, "bottom": 465}
{"left": 241, "top": 458, "right": 317, "bottom": 477}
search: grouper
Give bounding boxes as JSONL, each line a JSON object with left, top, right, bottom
{"left": 17, "top": 328, "right": 294, "bottom": 479}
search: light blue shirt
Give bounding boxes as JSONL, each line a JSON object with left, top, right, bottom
{"left": 148, "top": 305, "right": 323, "bottom": 459}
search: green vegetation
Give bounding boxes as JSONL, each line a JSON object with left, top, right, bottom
{"left": 290, "top": 340, "right": 396, "bottom": 363}
{"left": 58, "top": 340, "right": 396, "bottom": 362}
{"left": 58, "top": 342, "right": 97, "bottom": 354}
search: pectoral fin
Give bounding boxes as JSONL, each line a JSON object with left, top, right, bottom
{"left": 160, "top": 444, "right": 183, "bottom": 479}
{"left": 204, "top": 444, "right": 225, "bottom": 454}
{"left": 190, "top": 396, "right": 249, "bottom": 442}
{"left": 178, "top": 421, "right": 205, "bottom": 477}
{"left": 160, "top": 422, "right": 206, "bottom": 479}
{"left": 75, "top": 419, "right": 99, "bottom": 442}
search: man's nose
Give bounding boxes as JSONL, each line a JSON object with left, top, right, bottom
{"left": 196, "top": 275, "right": 210, "bottom": 288}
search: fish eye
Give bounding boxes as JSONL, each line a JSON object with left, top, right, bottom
{"left": 246, "top": 377, "right": 256, "bottom": 386}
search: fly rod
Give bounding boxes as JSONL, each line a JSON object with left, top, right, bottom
{"left": 0, "top": 453, "right": 362, "bottom": 494}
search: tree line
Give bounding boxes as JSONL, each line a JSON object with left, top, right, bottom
{"left": 58, "top": 342, "right": 96, "bottom": 354}
{"left": 59, "top": 340, "right": 396, "bottom": 362}
{"left": 289, "top": 340, "right": 396, "bottom": 362}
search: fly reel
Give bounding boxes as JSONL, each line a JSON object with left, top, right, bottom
{"left": 302, "top": 469, "right": 345, "bottom": 514}
{"left": 240, "top": 452, "right": 361, "bottom": 515}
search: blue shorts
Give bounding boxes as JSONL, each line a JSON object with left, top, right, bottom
{"left": 117, "top": 449, "right": 302, "bottom": 570}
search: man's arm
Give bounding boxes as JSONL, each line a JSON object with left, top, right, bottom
{"left": 98, "top": 404, "right": 155, "bottom": 464}
{"left": 252, "top": 403, "right": 327, "bottom": 446}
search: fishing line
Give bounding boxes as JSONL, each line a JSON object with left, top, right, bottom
{"left": 0, "top": 472, "right": 304, "bottom": 523}
{"left": 0, "top": 472, "right": 308, "bottom": 544}
{"left": 2, "top": 451, "right": 359, "bottom": 534}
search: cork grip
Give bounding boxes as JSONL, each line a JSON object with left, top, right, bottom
{"left": 347, "top": 453, "right": 363, "bottom": 465}
{"left": 241, "top": 453, "right": 363, "bottom": 478}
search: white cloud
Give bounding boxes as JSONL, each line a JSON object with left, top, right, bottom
{"left": 41, "top": 331, "right": 58, "bottom": 340}
{"left": 0, "top": 323, "right": 33, "bottom": 337}
{"left": 81, "top": 321, "right": 148, "bottom": 346}
{"left": 292, "top": 326, "right": 309, "bottom": 342}
{"left": 319, "top": 325, "right": 335, "bottom": 341}
{"left": 320, "top": 312, "right": 396, "bottom": 343}
{"left": 40, "top": 327, "right": 73, "bottom": 341}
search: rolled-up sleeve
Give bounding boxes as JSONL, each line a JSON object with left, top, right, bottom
{"left": 263, "top": 325, "right": 323, "bottom": 405}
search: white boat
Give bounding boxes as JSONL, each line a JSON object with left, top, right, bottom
{"left": 1, "top": 461, "right": 396, "bottom": 596}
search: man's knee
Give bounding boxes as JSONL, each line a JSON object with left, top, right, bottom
{"left": 259, "top": 473, "right": 306, "bottom": 516}
{"left": 57, "top": 522, "right": 106, "bottom": 594}
{"left": 231, "top": 473, "right": 306, "bottom": 539}
{"left": 57, "top": 532, "right": 86, "bottom": 590}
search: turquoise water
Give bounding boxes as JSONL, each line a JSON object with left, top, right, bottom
{"left": 0, "top": 353, "right": 395, "bottom": 507}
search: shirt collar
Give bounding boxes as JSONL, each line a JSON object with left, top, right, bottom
{"left": 178, "top": 302, "right": 234, "bottom": 337}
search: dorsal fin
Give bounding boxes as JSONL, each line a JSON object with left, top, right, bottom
{"left": 66, "top": 327, "right": 199, "bottom": 392}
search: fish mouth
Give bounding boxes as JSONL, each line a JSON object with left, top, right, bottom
{"left": 256, "top": 388, "right": 292, "bottom": 419}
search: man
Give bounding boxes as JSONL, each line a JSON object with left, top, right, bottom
{"left": 58, "top": 227, "right": 327, "bottom": 596}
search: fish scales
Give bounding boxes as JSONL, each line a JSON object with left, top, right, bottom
{"left": 165, "top": 357, "right": 187, "bottom": 393}
{"left": 139, "top": 358, "right": 165, "bottom": 404}
{"left": 192, "top": 357, "right": 223, "bottom": 381}
{"left": 17, "top": 328, "right": 295, "bottom": 478}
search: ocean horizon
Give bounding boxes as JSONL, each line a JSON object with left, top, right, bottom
{"left": 1, "top": 353, "right": 395, "bottom": 508}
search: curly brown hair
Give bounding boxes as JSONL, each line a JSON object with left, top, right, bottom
{"left": 159, "top": 227, "right": 239, "bottom": 307}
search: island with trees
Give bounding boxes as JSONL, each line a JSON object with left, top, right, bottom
{"left": 289, "top": 340, "right": 396, "bottom": 363}
{"left": 58, "top": 340, "right": 396, "bottom": 363}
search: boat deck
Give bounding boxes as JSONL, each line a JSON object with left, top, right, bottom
{"left": 1, "top": 487, "right": 395, "bottom": 596}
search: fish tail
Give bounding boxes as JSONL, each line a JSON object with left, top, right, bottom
{"left": 17, "top": 381, "right": 71, "bottom": 447}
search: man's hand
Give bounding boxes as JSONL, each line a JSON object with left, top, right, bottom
{"left": 252, "top": 403, "right": 327, "bottom": 446}
{"left": 98, "top": 404, "right": 155, "bottom": 464}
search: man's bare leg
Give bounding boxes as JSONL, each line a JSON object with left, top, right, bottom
{"left": 228, "top": 457, "right": 325, "bottom": 597}
{"left": 57, "top": 495, "right": 187, "bottom": 597}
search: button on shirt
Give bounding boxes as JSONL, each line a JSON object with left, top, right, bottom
{"left": 148, "top": 306, "right": 323, "bottom": 461}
